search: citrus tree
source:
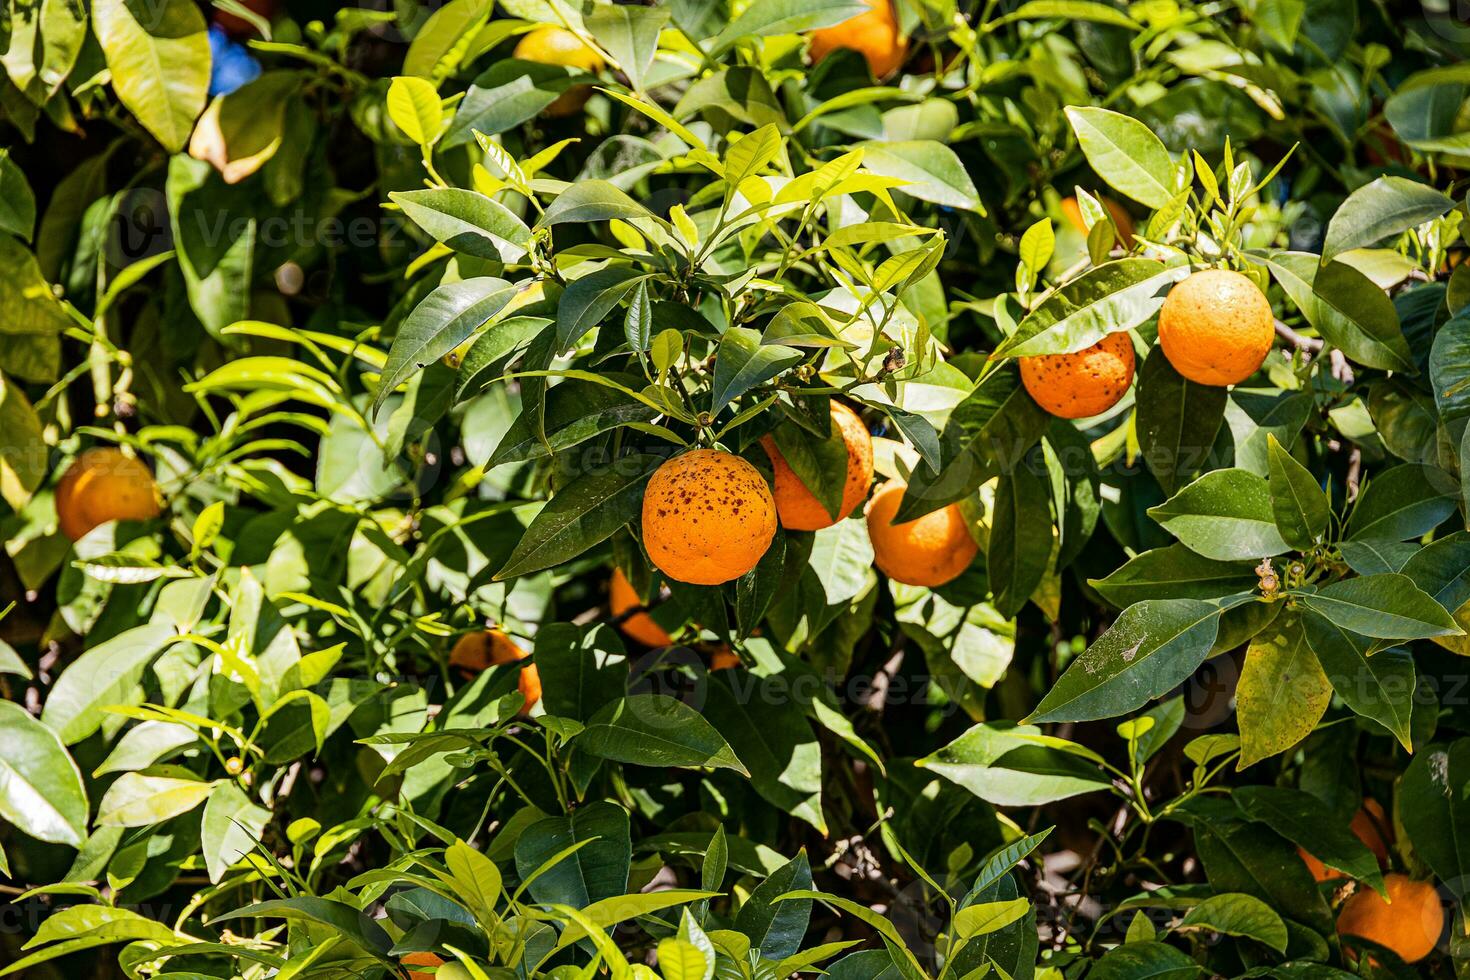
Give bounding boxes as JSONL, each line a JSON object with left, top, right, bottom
{"left": 2, "top": 0, "right": 1470, "bottom": 978}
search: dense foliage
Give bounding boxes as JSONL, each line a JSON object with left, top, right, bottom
{"left": 2, "top": 0, "right": 1470, "bottom": 977}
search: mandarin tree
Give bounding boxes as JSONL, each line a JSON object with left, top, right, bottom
{"left": 2, "top": 0, "right": 1470, "bottom": 978}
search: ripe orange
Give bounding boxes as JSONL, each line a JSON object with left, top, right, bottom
{"left": 610, "top": 567, "right": 675, "bottom": 648}
{"left": 1337, "top": 873, "right": 1443, "bottom": 964}
{"left": 1299, "top": 799, "right": 1391, "bottom": 882}
{"left": 1156, "top": 269, "right": 1275, "bottom": 387}
{"left": 807, "top": 0, "right": 907, "bottom": 78}
{"left": 710, "top": 647, "right": 742, "bottom": 671}
{"left": 449, "top": 630, "right": 540, "bottom": 713}
{"left": 512, "top": 27, "right": 604, "bottom": 118}
{"left": 55, "top": 447, "right": 163, "bottom": 541}
{"left": 760, "top": 402, "right": 874, "bottom": 531}
{"left": 642, "top": 450, "right": 777, "bottom": 585}
{"left": 402, "top": 952, "right": 443, "bottom": 980}
{"left": 1061, "top": 195, "right": 1135, "bottom": 247}
{"left": 1018, "top": 332, "right": 1135, "bottom": 419}
{"left": 865, "top": 482, "right": 978, "bottom": 587}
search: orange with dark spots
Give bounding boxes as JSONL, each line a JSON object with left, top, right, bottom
{"left": 1337, "top": 873, "right": 1443, "bottom": 964}
{"left": 1018, "top": 332, "right": 1135, "bottom": 419}
{"left": 807, "top": 0, "right": 907, "bottom": 78}
{"left": 641, "top": 449, "right": 777, "bottom": 585}
{"left": 55, "top": 447, "right": 163, "bottom": 541}
{"left": 610, "top": 567, "right": 675, "bottom": 647}
{"left": 865, "top": 482, "right": 977, "bottom": 587}
{"left": 449, "top": 629, "right": 540, "bottom": 713}
{"left": 760, "top": 401, "right": 874, "bottom": 531}
{"left": 1157, "top": 269, "right": 1275, "bottom": 387}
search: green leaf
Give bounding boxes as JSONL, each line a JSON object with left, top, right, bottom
{"left": 587, "top": 4, "right": 668, "bottom": 91}
{"left": 487, "top": 376, "right": 658, "bottom": 468}
{"left": 0, "top": 236, "right": 69, "bottom": 382}
{"left": 1346, "top": 463, "right": 1456, "bottom": 541}
{"left": 387, "top": 75, "right": 443, "bottom": 144}
{"left": 711, "top": 0, "right": 868, "bottom": 54}
{"left": 1294, "top": 573, "right": 1461, "bottom": 639}
{"left": 514, "top": 802, "right": 631, "bottom": 907}
{"left": 997, "top": 1, "right": 1140, "bottom": 28}
{"left": 201, "top": 781, "right": 271, "bottom": 883}
{"left": 537, "top": 179, "right": 653, "bottom": 229}
{"left": 96, "top": 773, "right": 216, "bottom": 827}
{"left": 1029, "top": 598, "right": 1237, "bottom": 723}
{"left": 918, "top": 723, "right": 1112, "bottom": 806}
{"left": 41, "top": 623, "right": 178, "bottom": 745}
{"left": 657, "top": 938, "right": 712, "bottom": 980}
{"left": 1148, "top": 469, "right": 1291, "bottom": 561}
{"left": 0, "top": 701, "right": 88, "bottom": 847}
{"left": 495, "top": 454, "right": 660, "bottom": 579}
{"left": 994, "top": 259, "right": 1185, "bottom": 358}
{"left": 704, "top": 675, "right": 825, "bottom": 833}
{"left": 735, "top": 851, "right": 813, "bottom": 959}
{"left": 1090, "top": 942, "right": 1199, "bottom": 980}
{"left": 1266, "top": 434, "right": 1329, "bottom": 549}
{"left": 1176, "top": 894, "right": 1288, "bottom": 953}
{"left": 390, "top": 188, "right": 532, "bottom": 262}
{"left": 0, "top": 151, "right": 36, "bottom": 241}
{"left": 1401, "top": 531, "right": 1470, "bottom": 612}
{"left": 1091, "top": 544, "right": 1257, "bottom": 607}
{"left": 402, "top": 0, "right": 493, "bottom": 81}
{"left": 92, "top": 0, "right": 210, "bottom": 152}
{"left": 711, "top": 328, "right": 803, "bottom": 413}
{"left": 559, "top": 890, "right": 721, "bottom": 949}
{"left": 579, "top": 695, "right": 749, "bottom": 775}
{"left": 443, "top": 838, "right": 503, "bottom": 925}
{"left": 1263, "top": 252, "right": 1414, "bottom": 373}
{"left": 0, "top": 375, "right": 45, "bottom": 510}
{"left": 989, "top": 465, "right": 1052, "bottom": 617}
{"left": 374, "top": 277, "right": 516, "bottom": 416}
{"left": 165, "top": 155, "right": 253, "bottom": 339}
{"left": 1235, "top": 616, "right": 1329, "bottom": 768}
{"left": 555, "top": 268, "right": 652, "bottom": 352}
{"left": 1321, "top": 176, "right": 1455, "bottom": 263}
{"left": 1303, "top": 612, "right": 1415, "bottom": 751}
{"left": 1233, "top": 785, "right": 1385, "bottom": 891}
{"left": 213, "top": 897, "right": 393, "bottom": 955}
{"left": 1064, "top": 106, "right": 1177, "bottom": 209}
{"left": 1134, "top": 346, "right": 1228, "bottom": 495}
{"left": 1400, "top": 740, "right": 1470, "bottom": 899}
{"left": 953, "top": 897, "right": 1031, "bottom": 938}
{"left": 854, "top": 140, "right": 982, "bottom": 212}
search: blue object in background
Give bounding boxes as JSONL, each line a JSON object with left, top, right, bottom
{"left": 209, "top": 24, "right": 262, "bottom": 96}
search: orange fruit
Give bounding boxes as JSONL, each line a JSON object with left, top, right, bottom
{"left": 512, "top": 27, "right": 603, "bottom": 117}
{"left": 865, "top": 482, "right": 978, "bottom": 587}
{"left": 1156, "top": 269, "right": 1275, "bottom": 387}
{"left": 402, "top": 952, "right": 443, "bottom": 980}
{"left": 449, "top": 630, "right": 540, "bottom": 713}
{"left": 1061, "top": 195, "right": 1135, "bottom": 247}
{"left": 1300, "top": 799, "right": 1391, "bottom": 882}
{"left": 710, "top": 647, "right": 742, "bottom": 671}
{"left": 1018, "top": 332, "right": 1135, "bottom": 419}
{"left": 807, "top": 0, "right": 907, "bottom": 78}
{"left": 610, "top": 567, "right": 674, "bottom": 648}
{"left": 1337, "top": 873, "right": 1443, "bottom": 964}
{"left": 641, "top": 449, "right": 777, "bottom": 586}
{"left": 760, "top": 402, "right": 874, "bottom": 531}
{"left": 54, "top": 447, "right": 163, "bottom": 541}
